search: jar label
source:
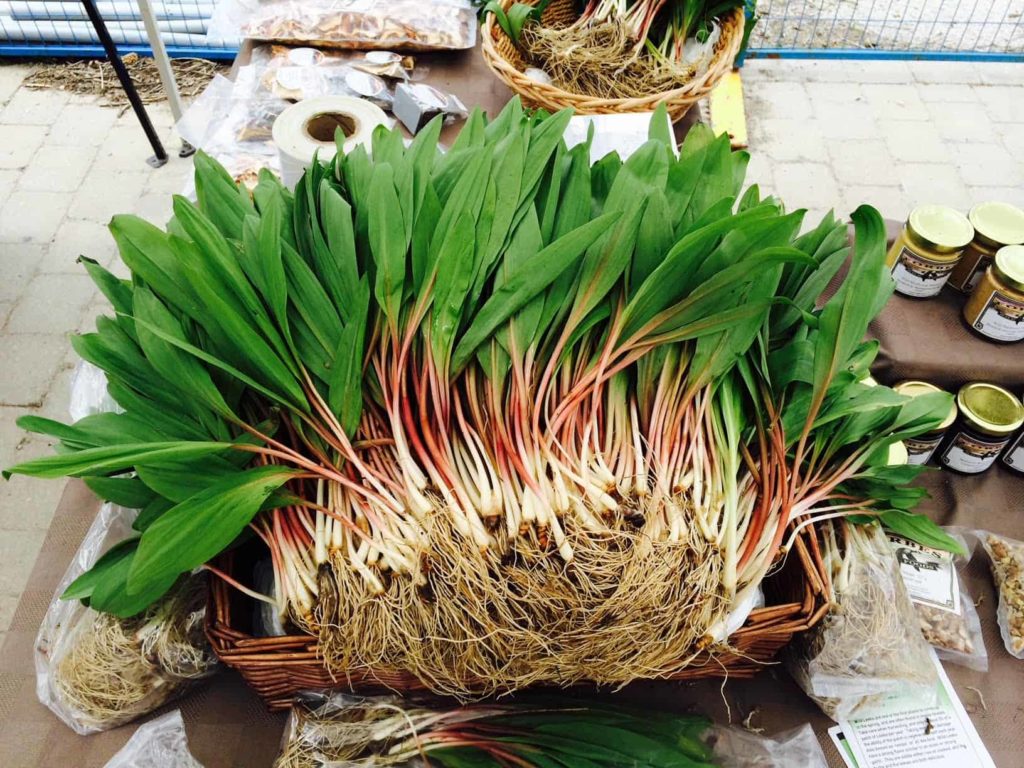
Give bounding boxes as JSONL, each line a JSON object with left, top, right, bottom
{"left": 1004, "top": 431, "right": 1024, "bottom": 471}
{"left": 940, "top": 429, "right": 1008, "bottom": 473}
{"left": 969, "top": 289, "right": 1024, "bottom": 342}
{"left": 905, "top": 434, "right": 943, "bottom": 465}
{"left": 891, "top": 247, "right": 956, "bottom": 298}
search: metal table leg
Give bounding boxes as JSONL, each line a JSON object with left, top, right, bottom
{"left": 80, "top": 0, "right": 168, "bottom": 167}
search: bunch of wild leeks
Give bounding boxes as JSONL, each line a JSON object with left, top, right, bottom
{"left": 489, "top": 0, "right": 744, "bottom": 99}
{"left": 274, "top": 695, "right": 716, "bottom": 768}
{"left": 6, "top": 101, "right": 960, "bottom": 695}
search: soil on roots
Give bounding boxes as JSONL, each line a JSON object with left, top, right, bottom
{"left": 313, "top": 502, "right": 728, "bottom": 697}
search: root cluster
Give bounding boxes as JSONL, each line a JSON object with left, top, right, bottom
{"left": 50, "top": 575, "right": 215, "bottom": 730}
{"left": 521, "top": 20, "right": 700, "bottom": 99}
{"left": 314, "top": 502, "right": 726, "bottom": 697}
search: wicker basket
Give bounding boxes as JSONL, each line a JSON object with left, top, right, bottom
{"left": 481, "top": 0, "right": 744, "bottom": 121}
{"left": 207, "top": 530, "right": 829, "bottom": 710}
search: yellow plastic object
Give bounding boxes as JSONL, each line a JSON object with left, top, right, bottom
{"left": 708, "top": 69, "right": 747, "bottom": 149}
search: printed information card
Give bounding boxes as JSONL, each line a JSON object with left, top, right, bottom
{"left": 831, "top": 652, "right": 994, "bottom": 768}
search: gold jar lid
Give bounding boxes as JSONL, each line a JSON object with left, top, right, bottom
{"left": 893, "top": 380, "right": 957, "bottom": 430}
{"left": 906, "top": 205, "right": 974, "bottom": 254}
{"left": 993, "top": 245, "right": 1024, "bottom": 293}
{"left": 956, "top": 382, "right": 1024, "bottom": 436}
{"left": 887, "top": 440, "right": 909, "bottom": 466}
{"left": 969, "top": 202, "right": 1024, "bottom": 249}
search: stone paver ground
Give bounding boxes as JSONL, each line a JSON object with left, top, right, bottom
{"left": 0, "top": 58, "right": 1022, "bottom": 645}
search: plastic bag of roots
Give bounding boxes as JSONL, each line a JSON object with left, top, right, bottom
{"left": 977, "top": 530, "right": 1024, "bottom": 659}
{"left": 786, "top": 521, "right": 938, "bottom": 721}
{"left": 36, "top": 503, "right": 217, "bottom": 734}
{"left": 273, "top": 693, "right": 723, "bottom": 767}
{"left": 889, "top": 528, "right": 987, "bottom": 671}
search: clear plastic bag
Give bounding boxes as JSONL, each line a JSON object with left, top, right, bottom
{"left": 891, "top": 529, "right": 987, "bottom": 671}
{"left": 977, "top": 530, "right": 1024, "bottom": 659}
{"left": 787, "top": 522, "right": 938, "bottom": 721}
{"left": 103, "top": 710, "right": 204, "bottom": 768}
{"left": 176, "top": 73, "right": 285, "bottom": 191}
{"left": 208, "top": 0, "right": 476, "bottom": 52}
{"left": 250, "top": 44, "right": 417, "bottom": 81}
{"left": 69, "top": 360, "right": 122, "bottom": 421}
{"left": 709, "top": 724, "right": 828, "bottom": 768}
{"left": 36, "top": 503, "right": 218, "bottom": 734}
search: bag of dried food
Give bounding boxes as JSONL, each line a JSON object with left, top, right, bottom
{"left": 36, "top": 503, "right": 218, "bottom": 734}
{"left": 786, "top": 521, "right": 938, "bottom": 721}
{"left": 208, "top": 0, "right": 476, "bottom": 52}
{"left": 977, "top": 531, "right": 1024, "bottom": 659}
{"left": 889, "top": 529, "right": 987, "bottom": 671}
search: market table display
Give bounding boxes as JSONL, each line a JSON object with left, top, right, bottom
{"left": 0, "top": 7, "right": 1019, "bottom": 765}
{"left": 1, "top": 206, "right": 1021, "bottom": 766}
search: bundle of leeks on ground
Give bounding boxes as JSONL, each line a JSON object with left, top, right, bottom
{"left": 274, "top": 695, "right": 717, "bottom": 767}
{"left": 6, "top": 100, "right": 960, "bottom": 697}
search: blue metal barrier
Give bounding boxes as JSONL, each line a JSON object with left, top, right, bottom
{"left": 741, "top": 0, "right": 1024, "bottom": 63}
{"left": 0, "top": 0, "right": 235, "bottom": 58}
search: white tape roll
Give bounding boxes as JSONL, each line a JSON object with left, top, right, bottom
{"left": 272, "top": 96, "right": 388, "bottom": 188}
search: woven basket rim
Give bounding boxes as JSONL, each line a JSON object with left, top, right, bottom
{"left": 481, "top": 0, "right": 744, "bottom": 114}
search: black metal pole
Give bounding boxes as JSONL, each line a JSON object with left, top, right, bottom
{"left": 80, "top": 0, "right": 168, "bottom": 167}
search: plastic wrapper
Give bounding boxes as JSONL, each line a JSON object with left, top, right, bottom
{"left": 176, "top": 73, "right": 285, "bottom": 191}
{"left": 709, "top": 724, "right": 828, "bottom": 768}
{"left": 250, "top": 45, "right": 417, "bottom": 81}
{"left": 209, "top": 0, "right": 476, "bottom": 52}
{"left": 786, "top": 522, "right": 938, "bottom": 721}
{"left": 36, "top": 503, "right": 218, "bottom": 734}
{"left": 977, "top": 530, "right": 1024, "bottom": 659}
{"left": 392, "top": 82, "right": 466, "bottom": 134}
{"left": 103, "top": 710, "right": 204, "bottom": 768}
{"left": 890, "top": 529, "right": 987, "bottom": 671}
{"left": 69, "top": 360, "right": 122, "bottom": 421}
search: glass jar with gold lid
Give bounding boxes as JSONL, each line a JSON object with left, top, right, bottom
{"left": 885, "top": 205, "right": 974, "bottom": 298}
{"left": 939, "top": 383, "right": 1024, "bottom": 474}
{"left": 948, "top": 202, "right": 1024, "bottom": 293}
{"left": 893, "top": 381, "right": 957, "bottom": 465}
{"left": 963, "top": 244, "right": 1024, "bottom": 342}
{"left": 1003, "top": 392, "right": 1024, "bottom": 475}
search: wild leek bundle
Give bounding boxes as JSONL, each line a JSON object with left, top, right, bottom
{"left": 7, "top": 101, "right": 958, "bottom": 695}
{"left": 274, "top": 695, "right": 715, "bottom": 768}
{"left": 490, "top": 0, "right": 744, "bottom": 98}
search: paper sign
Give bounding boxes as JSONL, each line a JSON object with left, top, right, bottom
{"left": 838, "top": 651, "right": 995, "bottom": 768}
{"left": 888, "top": 534, "right": 960, "bottom": 613}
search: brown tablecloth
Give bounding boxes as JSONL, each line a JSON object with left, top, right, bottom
{"left": 0, "top": 52, "right": 1021, "bottom": 767}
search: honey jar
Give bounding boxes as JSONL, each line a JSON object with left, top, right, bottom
{"left": 963, "top": 245, "right": 1024, "bottom": 343}
{"left": 939, "top": 383, "right": 1024, "bottom": 474}
{"left": 1003, "top": 396, "right": 1024, "bottom": 475}
{"left": 947, "top": 202, "right": 1024, "bottom": 293}
{"left": 893, "top": 381, "right": 957, "bottom": 465}
{"left": 885, "top": 205, "right": 974, "bottom": 298}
